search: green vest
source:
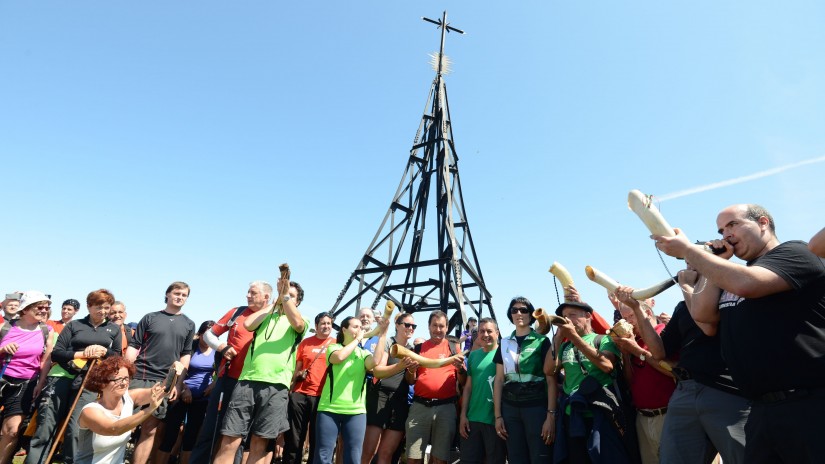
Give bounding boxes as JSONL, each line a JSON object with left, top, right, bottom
{"left": 500, "top": 330, "right": 547, "bottom": 383}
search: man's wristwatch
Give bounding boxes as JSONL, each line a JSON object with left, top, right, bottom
{"left": 639, "top": 353, "right": 647, "bottom": 362}
{"left": 282, "top": 295, "right": 292, "bottom": 302}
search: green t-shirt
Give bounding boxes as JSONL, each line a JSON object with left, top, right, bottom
{"left": 466, "top": 348, "right": 497, "bottom": 425}
{"left": 238, "top": 312, "right": 309, "bottom": 386}
{"left": 317, "top": 344, "right": 370, "bottom": 415}
{"left": 560, "top": 333, "right": 621, "bottom": 396}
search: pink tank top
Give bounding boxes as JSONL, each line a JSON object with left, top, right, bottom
{"left": 1, "top": 325, "right": 50, "bottom": 379}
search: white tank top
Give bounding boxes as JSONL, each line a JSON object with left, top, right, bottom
{"left": 76, "top": 391, "right": 135, "bottom": 464}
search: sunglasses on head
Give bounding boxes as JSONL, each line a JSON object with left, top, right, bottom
{"left": 509, "top": 306, "right": 531, "bottom": 314}
{"left": 397, "top": 322, "right": 417, "bottom": 329}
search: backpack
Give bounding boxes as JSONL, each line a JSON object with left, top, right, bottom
{"left": 0, "top": 319, "right": 50, "bottom": 355}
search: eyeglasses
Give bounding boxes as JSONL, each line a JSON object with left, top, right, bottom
{"left": 107, "top": 376, "right": 130, "bottom": 386}
{"left": 35, "top": 304, "right": 51, "bottom": 311}
{"left": 397, "top": 322, "right": 417, "bottom": 330}
{"left": 509, "top": 306, "right": 531, "bottom": 314}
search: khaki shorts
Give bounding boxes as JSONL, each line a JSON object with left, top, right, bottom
{"left": 405, "top": 401, "right": 457, "bottom": 460}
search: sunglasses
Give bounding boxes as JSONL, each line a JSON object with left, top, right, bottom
{"left": 397, "top": 322, "right": 418, "bottom": 330}
{"left": 107, "top": 376, "right": 130, "bottom": 386}
{"left": 509, "top": 306, "right": 531, "bottom": 314}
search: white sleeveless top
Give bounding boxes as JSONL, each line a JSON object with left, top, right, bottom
{"left": 76, "top": 392, "right": 135, "bottom": 464}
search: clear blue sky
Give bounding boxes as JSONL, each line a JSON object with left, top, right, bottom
{"left": 3, "top": 2, "right": 824, "bottom": 339}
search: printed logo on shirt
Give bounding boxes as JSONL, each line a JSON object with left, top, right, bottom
{"left": 486, "top": 375, "right": 495, "bottom": 402}
{"left": 719, "top": 290, "right": 745, "bottom": 310}
{"left": 561, "top": 347, "right": 577, "bottom": 364}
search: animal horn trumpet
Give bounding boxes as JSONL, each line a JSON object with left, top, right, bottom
{"left": 585, "top": 265, "right": 675, "bottom": 300}
{"left": 628, "top": 190, "right": 675, "bottom": 238}
{"left": 549, "top": 262, "right": 575, "bottom": 287}
{"left": 390, "top": 344, "right": 466, "bottom": 368}
{"left": 363, "top": 300, "right": 396, "bottom": 339}
{"left": 532, "top": 307, "right": 568, "bottom": 335}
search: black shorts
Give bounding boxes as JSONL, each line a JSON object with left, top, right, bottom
{"left": 366, "top": 385, "right": 410, "bottom": 431}
{"left": 0, "top": 375, "right": 36, "bottom": 417}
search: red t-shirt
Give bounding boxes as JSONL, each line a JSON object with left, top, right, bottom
{"left": 47, "top": 320, "right": 64, "bottom": 334}
{"left": 293, "top": 335, "right": 334, "bottom": 396}
{"left": 414, "top": 339, "right": 459, "bottom": 400}
{"left": 630, "top": 324, "right": 676, "bottom": 409}
{"left": 212, "top": 306, "right": 256, "bottom": 380}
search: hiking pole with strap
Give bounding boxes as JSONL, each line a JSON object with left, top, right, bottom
{"left": 45, "top": 358, "right": 99, "bottom": 464}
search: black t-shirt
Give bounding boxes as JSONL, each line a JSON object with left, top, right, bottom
{"left": 130, "top": 310, "right": 196, "bottom": 382}
{"left": 52, "top": 316, "right": 123, "bottom": 367}
{"left": 718, "top": 241, "right": 825, "bottom": 398}
{"left": 660, "top": 301, "right": 740, "bottom": 396}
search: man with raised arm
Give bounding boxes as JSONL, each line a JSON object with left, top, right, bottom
{"left": 615, "top": 265, "right": 749, "bottom": 464}
{"left": 126, "top": 282, "right": 196, "bottom": 464}
{"left": 189, "top": 281, "right": 285, "bottom": 463}
{"left": 212, "top": 276, "right": 308, "bottom": 464}
{"left": 655, "top": 204, "right": 825, "bottom": 463}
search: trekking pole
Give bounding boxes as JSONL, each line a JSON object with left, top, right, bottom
{"left": 45, "top": 358, "right": 99, "bottom": 464}
{"left": 208, "top": 390, "right": 225, "bottom": 464}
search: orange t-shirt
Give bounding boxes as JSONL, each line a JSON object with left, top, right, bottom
{"left": 46, "top": 320, "right": 64, "bottom": 334}
{"left": 293, "top": 336, "right": 334, "bottom": 396}
{"left": 414, "top": 339, "right": 459, "bottom": 400}
{"left": 212, "top": 307, "right": 256, "bottom": 380}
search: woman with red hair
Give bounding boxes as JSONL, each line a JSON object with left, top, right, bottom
{"left": 76, "top": 356, "right": 168, "bottom": 464}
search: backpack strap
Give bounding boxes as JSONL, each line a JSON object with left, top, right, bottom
{"left": 0, "top": 321, "right": 11, "bottom": 345}
{"left": 38, "top": 322, "right": 49, "bottom": 354}
{"left": 227, "top": 306, "right": 248, "bottom": 328}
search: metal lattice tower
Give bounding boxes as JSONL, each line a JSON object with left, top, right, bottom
{"left": 330, "top": 12, "right": 495, "bottom": 333}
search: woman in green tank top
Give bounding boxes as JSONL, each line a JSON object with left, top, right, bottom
{"left": 313, "top": 315, "right": 389, "bottom": 464}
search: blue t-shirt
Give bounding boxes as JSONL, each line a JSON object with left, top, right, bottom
{"left": 184, "top": 345, "right": 215, "bottom": 397}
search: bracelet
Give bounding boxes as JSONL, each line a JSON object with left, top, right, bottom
{"left": 547, "top": 409, "right": 556, "bottom": 415}
{"left": 495, "top": 416, "right": 503, "bottom": 420}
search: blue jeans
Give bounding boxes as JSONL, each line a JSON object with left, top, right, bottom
{"left": 502, "top": 403, "right": 552, "bottom": 464}
{"left": 313, "top": 412, "right": 366, "bottom": 464}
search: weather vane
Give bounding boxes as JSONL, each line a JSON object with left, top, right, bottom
{"left": 422, "top": 11, "right": 465, "bottom": 75}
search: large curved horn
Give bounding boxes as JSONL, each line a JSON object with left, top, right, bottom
{"left": 363, "top": 300, "right": 396, "bottom": 339}
{"left": 628, "top": 190, "right": 675, "bottom": 238}
{"left": 548, "top": 262, "right": 575, "bottom": 287}
{"left": 532, "top": 308, "right": 568, "bottom": 335}
{"left": 585, "top": 265, "right": 675, "bottom": 300}
{"left": 390, "top": 344, "right": 466, "bottom": 368}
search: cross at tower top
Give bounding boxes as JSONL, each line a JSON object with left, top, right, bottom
{"left": 422, "top": 11, "right": 465, "bottom": 75}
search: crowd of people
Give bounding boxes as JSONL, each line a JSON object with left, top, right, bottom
{"left": 0, "top": 206, "right": 823, "bottom": 464}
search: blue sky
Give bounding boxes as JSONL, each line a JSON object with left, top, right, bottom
{"left": 3, "top": 2, "right": 824, "bottom": 339}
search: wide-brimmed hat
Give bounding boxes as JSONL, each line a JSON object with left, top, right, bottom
{"left": 554, "top": 301, "right": 594, "bottom": 316}
{"left": 19, "top": 291, "right": 51, "bottom": 312}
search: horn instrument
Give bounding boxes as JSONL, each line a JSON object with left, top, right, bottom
{"left": 628, "top": 189, "right": 675, "bottom": 237}
{"left": 532, "top": 307, "right": 567, "bottom": 335}
{"left": 363, "top": 300, "right": 396, "bottom": 339}
{"left": 390, "top": 344, "right": 466, "bottom": 368}
{"left": 585, "top": 265, "right": 675, "bottom": 300}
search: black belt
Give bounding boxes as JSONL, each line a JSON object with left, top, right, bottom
{"left": 412, "top": 395, "right": 457, "bottom": 407}
{"left": 637, "top": 407, "right": 668, "bottom": 417}
{"left": 758, "top": 387, "right": 825, "bottom": 403}
{"left": 672, "top": 367, "right": 692, "bottom": 382}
